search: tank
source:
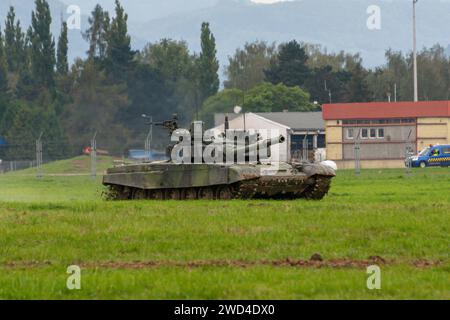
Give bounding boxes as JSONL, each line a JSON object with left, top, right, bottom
{"left": 103, "top": 116, "right": 336, "bottom": 200}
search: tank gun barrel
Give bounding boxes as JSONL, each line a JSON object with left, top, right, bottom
{"left": 232, "top": 135, "right": 286, "bottom": 158}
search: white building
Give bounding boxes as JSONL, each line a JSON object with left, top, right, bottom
{"left": 212, "top": 112, "right": 325, "bottom": 162}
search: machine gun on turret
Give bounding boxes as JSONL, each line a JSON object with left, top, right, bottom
{"left": 143, "top": 114, "right": 179, "bottom": 136}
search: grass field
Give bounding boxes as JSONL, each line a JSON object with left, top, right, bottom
{"left": 0, "top": 157, "right": 449, "bottom": 299}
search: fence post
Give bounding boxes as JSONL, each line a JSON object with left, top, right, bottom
{"left": 91, "top": 132, "right": 97, "bottom": 178}
{"left": 405, "top": 144, "right": 413, "bottom": 176}
{"left": 405, "top": 130, "right": 414, "bottom": 176}
{"left": 36, "top": 132, "right": 43, "bottom": 179}
{"left": 145, "top": 116, "right": 153, "bottom": 162}
{"left": 354, "top": 129, "right": 361, "bottom": 175}
{"left": 302, "top": 132, "right": 309, "bottom": 161}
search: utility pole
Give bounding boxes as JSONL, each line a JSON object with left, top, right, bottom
{"left": 145, "top": 116, "right": 153, "bottom": 162}
{"left": 36, "top": 132, "right": 43, "bottom": 179}
{"left": 413, "top": 0, "right": 419, "bottom": 102}
{"left": 394, "top": 83, "right": 397, "bottom": 102}
{"left": 91, "top": 131, "right": 97, "bottom": 178}
{"left": 242, "top": 91, "right": 246, "bottom": 132}
{"left": 325, "top": 80, "right": 332, "bottom": 104}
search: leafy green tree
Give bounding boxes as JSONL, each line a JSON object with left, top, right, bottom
{"left": 63, "top": 60, "right": 130, "bottom": 155}
{"left": 244, "top": 82, "right": 316, "bottom": 113}
{"left": 4, "top": 7, "right": 17, "bottom": 72}
{"left": 224, "top": 41, "right": 276, "bottom": 91}
{"left": 121, "top": 63, "right": 178, "bottom": 148}
{"left": 0, "top": 27, "right": 10, "bottom": 121}
{"left": 0, "top": 99, "right": 16, "bottom": 138}
{"left": 15, "top": 27, "right": 36, "bottom": 100}
{"left": 139, "top": 39, "right": 192, "bottom": 82}
{"left": 416, "top": 45, "right": 449, "bottom": 100}
{"left": 200, "top": 83, "right": 316, "bottom": 127}
{"left": 365, "top": 47, "right": 450, "bottom": 102}
{"left": 83, "top": 4, "right": 110, "bottom": 61}
{"left": 304, "top": 65, "right": 351, "bottom": 104}
{"left": 13, "top": 20, "right": 26, "bottom": 71}
{"left": 138, "top": 39, "right": 199, "bottom": 123}
{"left": 30, "top": 0, "right": 56, "bottom": 88}
{"left": 56, "top": 21, "right": 69, "bottom": 75}
{"left": 344, "top": 61, "right": 372, "bottom": 102}
{"left": 105, "top": 0, "right": 134, "bottom": 80}
{"left": 305, "top": 44, "right": 361, "bottom": 72}
{"left": 200, "top": 89, "right": 244, "bottom": 127}
{"left": 198, "top": 22, "right": 219, "bottom": 103}
{"left": 4, "top": 6, "right": 26, "bottom": 75}
{"left": 3, "top": 99, "right": 67, "bottom": 160}
{"left": 265, "top": 40, "right": 311, "bottom": 88}
{"left": 0, "top": 27, "right": 8, "bottom": 92}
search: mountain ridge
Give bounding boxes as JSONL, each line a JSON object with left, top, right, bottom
{"left": 1, "top": 0, "right": 449, "bottom": 71}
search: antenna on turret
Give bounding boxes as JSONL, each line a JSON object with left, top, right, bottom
{"left": 225, "top": 115, "right": 230, "bottom": 131}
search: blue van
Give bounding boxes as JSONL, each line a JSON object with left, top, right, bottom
{"left": 408, "top": 145, "right": 450, "bottom": 168}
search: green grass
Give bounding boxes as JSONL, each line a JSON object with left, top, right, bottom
{"left": 14, "top": 155, "right": 115, "bottom": 175}
{"left": 0, "top": 161, "right": 449, "bottom": 299}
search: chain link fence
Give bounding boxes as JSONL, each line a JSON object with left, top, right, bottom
{"left": 0, "top": 132, "right": 168, "bottom": 179}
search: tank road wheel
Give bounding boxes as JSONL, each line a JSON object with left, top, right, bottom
{"left": 198, "top": 188, "right": 215, "bottom": 200}
{"left": 110, "top": 186, "right": 132, "bottom": 200}
{"left": 151, "top": 190, "right": 165, "bottom": 200}
{"left": 132, "top": 188, "right": 147, "bottom": 200}
{"left": 167, "top": 189, "right": 181, "bottom": 200}
{"left": 217, "top": 186, "right": 234, "bottom": 200}
{"left": 184, "top": 188, "right": 198, "bottom": 200}
{"left": 106, "top": 185, "right": 130, "bottom": 200}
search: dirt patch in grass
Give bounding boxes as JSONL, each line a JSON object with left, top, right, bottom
{"left": 2, "top": 256, "right": 444, "bottom": 270}
{"left": 4, "top": 260, "right": 53, "bottom": 268}
{"left": 81, "top": 257, "right": 443, "bottom": 270}
{"left": 412, "top": 259, "right": 444, "bottom": 268}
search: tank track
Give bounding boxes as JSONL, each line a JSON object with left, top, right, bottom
{"left": 300, "top": 175, "right": 333, "bottom": 200}
{"left": 104, "top": 175, "right": 332, "bottom": 201}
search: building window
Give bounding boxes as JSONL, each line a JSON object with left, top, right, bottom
{"left": 377, "top": 128, "right": 385, "bottom": 139}
{"left": 361, "top": 128, "right": 368, "bottom": 139}
{"left": 370, "top": 128, "right": 377, "bottom": 139}
{"left": 346, "top": 128, "right": 354, "bottom": 139}
{"left": 342, "top": 118, "right": 416, "bottom": 125}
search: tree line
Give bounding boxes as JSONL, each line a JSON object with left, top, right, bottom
{"left": 0, "top": 0, "right": 220, "bottom": 160}
{"left": 211, "top": 40, "right": 449, "bottom": 126}
{"left": 0, "top": 0, "right": 449, "bottom": 160}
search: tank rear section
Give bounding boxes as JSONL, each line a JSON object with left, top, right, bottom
{"left": 103, "top": 162, "right": 335, "bottom": 200}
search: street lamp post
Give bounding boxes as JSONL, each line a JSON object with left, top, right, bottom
{"left": 413, "top": 0, "right": 419, "bottom": 102}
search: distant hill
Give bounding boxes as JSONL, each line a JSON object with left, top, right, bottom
{"left": 59, "top": 0, "right": 219, "bottom": 22}
{"left": 134, "top": 0, "right": 450, "bottom": 69}
{"left": 1, "top": 0, "right": 448, "bottom": 73}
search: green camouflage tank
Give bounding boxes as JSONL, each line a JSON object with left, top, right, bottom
{"left": 103, "top": 117, "right": 336, "bottom": 200}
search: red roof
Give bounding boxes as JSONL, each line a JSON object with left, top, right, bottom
{"left": 322, "top": 101, "right": 450, "bottom": 120}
